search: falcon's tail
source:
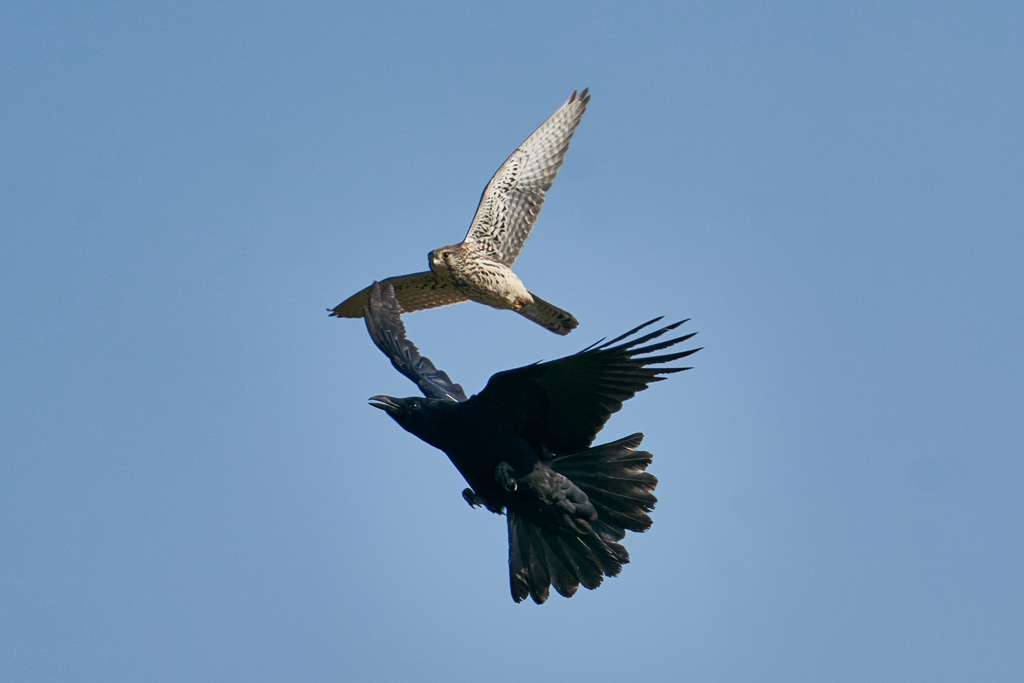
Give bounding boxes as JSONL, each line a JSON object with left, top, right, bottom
{"left": 507, "top": 433, "right": 657, "bottom": 604}
{"left": 518, "top": 292, "right": 579, "bottom": 335}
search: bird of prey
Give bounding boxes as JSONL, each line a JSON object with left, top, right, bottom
{"left": 362, "top": 282, "right": 700, "bottom": 603}
{"left": 333, "top": 89, "right": 591, "bottom": 335}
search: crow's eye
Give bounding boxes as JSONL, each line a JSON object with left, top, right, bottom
{"left": 410, "top": 402, "right": 421, "bottom": 411}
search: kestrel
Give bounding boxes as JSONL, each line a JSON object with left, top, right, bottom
{"left": 331, "top": 89, "right": 590, "bottom": 335}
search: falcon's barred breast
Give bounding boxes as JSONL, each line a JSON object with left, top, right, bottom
{"left": 331, "top": 89, "right": 590, "bottom": 335}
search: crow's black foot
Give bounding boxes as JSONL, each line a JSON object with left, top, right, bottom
{"left": 462, "top": 488, "right": 485, "bottom": 508}
{"left": 463, "top": 488, "right": 505, "bottom": 515}
{"left": 495, "top": 461, "right": 517, "bottom": 492}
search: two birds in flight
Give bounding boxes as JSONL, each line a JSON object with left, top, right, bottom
{"left": 331, "top": 90, "right": 700, "bottom": 604}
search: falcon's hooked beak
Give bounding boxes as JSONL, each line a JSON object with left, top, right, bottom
{"left": 368, "top": 395, "right": 401, "bottom": 415}
{"left": 428, "top": 249, "right": 449, "bottom": 275}
{"left": 429, "top": 252, "right": 441, "bottom": 271}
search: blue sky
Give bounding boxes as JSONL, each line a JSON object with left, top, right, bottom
{"left": 2, "top": 2, "right": 1022, "bottom": 681}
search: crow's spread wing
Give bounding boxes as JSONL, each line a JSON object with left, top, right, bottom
{"left": 474, "top": 318, "right": 700, "bottom": 454}
{"left": 363, "top": 281, "right": 467, "bottom": 402}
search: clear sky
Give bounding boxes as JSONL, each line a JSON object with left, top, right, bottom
{"left": 2, "top": 2, "right": 1022, "bottom": 681}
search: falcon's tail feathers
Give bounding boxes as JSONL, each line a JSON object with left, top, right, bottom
{"left": 508, "top": 433, "right": 657, "bottom": 604}
{"left": 518, "top": 292, "right": 579, "bottom": 335}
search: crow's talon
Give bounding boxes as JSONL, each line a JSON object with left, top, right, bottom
{"left": 462, "top": 488, "right": 484, "bottom": 508}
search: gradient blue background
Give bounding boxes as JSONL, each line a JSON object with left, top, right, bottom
{"left": 3, "top": 2, "right": 1022, "bottom": 681}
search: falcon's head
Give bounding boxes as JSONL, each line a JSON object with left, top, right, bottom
{"left": 428, "top": 245, "right": 464, "bottom": 278}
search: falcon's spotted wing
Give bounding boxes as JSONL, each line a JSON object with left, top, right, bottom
{"left": 463, "top": 89, "right": 590, "bottom": 267}
{"left": 473, "top": 318, "right": 701, "bottom": 454}
{"left": 363, "top": 281, "right": 467, "bottom": 402}
{"left": 330, "top": 272, "right": 469, "bottom": 318}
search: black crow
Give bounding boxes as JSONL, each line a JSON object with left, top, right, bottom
{"left": 362, "top": 282, "right": 700, "bottom": 603}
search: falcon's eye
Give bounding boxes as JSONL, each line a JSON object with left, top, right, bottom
{"left": 442, "top": 252, "right": 450, "bottom": 260}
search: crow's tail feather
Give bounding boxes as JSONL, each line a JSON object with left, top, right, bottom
{"left": 553, "top": 433, "right": 657, "bottom": 538}
{"left": 507, "top": 433, "right": 657, "bottom": 604}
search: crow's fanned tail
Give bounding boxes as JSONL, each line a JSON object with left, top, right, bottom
{"left": 552, "top": 432, "right": 657, "bottom": 537}
{"left": 507, "top": 433, "right": 657, "bottom": 604}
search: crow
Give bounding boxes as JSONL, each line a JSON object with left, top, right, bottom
{"left": 362, "top": 281, "right": 700, "bottom": 603}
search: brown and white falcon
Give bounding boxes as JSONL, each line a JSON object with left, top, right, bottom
{"left": 330, "top": 89, "right": 589, "bottom": 335}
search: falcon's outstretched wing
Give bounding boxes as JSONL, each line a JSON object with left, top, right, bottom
{"left": 363, "top": 281, "right": 467, "bottom": 402}
{"left": 330, "top": 272, "right": 468, "bottom": 318}
{"left": 463, "top": 89, "right": 590, "bottom": 266}
{"left": 473, "top": 318, "right": 701, "bottom": 455}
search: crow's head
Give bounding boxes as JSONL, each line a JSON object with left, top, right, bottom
{"left": 369, "top": 395, "right": 451, "bottom": 444}
{"left": 368, "top": 395, "right": 418, "bottom": 417}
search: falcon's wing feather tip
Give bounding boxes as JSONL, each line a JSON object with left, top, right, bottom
{"left": 569, "top": 87, "right": 590, "bottom": 101}
{"left": 330, "top": 280, "right": 378, "bottom": 318}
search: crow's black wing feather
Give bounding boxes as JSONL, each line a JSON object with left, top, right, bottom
{"left": 474, "top": 318, "right": 700, "bottom": 454}
{"left": 363, "top": 281, "right": 467, "bottom": 402}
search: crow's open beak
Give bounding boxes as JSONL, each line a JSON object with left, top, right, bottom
{"left": 368, "top": 396, "right": 400, "bottom": 414}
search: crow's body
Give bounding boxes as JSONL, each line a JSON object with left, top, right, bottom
{"left": 363, "top": 282, "right": 700, "bottom": 603}
{"left": 370, "top": 396, "right": 539, "bottom": 507}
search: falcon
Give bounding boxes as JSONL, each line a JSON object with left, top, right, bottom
{"left": 362, "top": 282, "right": 701, "bottom": 603}
{"left": 331, "top": 89, "right": 590, "bottom": 335}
